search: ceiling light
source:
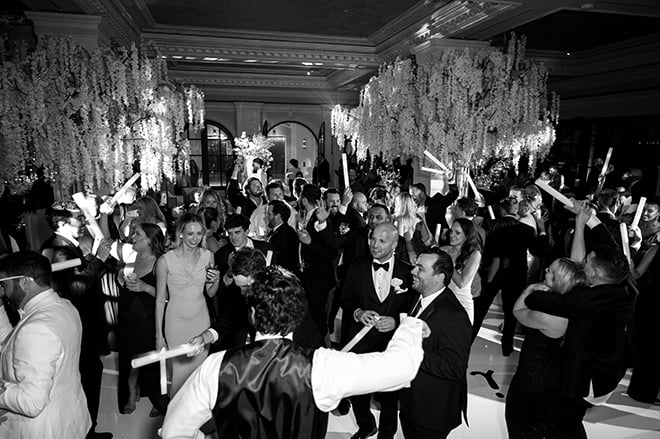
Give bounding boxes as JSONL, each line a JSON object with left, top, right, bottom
{"left": 184, "top": 56, "right": 197, "bottom": 60}
{"left": 203, "top": 57, "right": 218, "bottom": 61}
{"left": 580, "top": 3, "right": 594, "bottom": 9}
{"left": 566, "top": 52, "right": 571, "bottom": 56}
{"left": 314, "top": 62, "right": 323, "bottom": 66}
{"left": 171, "top": 55, "right": 183, "bottom": 59}
{"left": 244, "top": 59, "right": 258, "bottom": 63}
{"left": 306, "top": 71, "right": 311, "bottom": 76}
{"left": 302, "top": 62, "right": 314, "bottom": 66}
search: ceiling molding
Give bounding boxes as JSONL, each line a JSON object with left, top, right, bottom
{"left": 72, "top": 0, "right": 140, "bottom": 46}
{"left": 169, "top": 70, "right": 330, "bottom": 90}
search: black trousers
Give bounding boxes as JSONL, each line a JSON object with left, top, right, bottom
{"left": 399, "top": 416, "right": 449, "bottom": 439}
{"left": 79, "top": 346, "right": 103, "bottom": 432}
{"left": 351, "top": 391, "right": 399, "bottom": 439}
{"left": 553, "top": 396, "right": 589, "bottom": 439}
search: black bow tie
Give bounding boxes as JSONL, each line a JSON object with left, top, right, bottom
{"left": 373, "top": 262, "right": 390, "bottom": 272}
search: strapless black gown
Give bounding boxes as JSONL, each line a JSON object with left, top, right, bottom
{"left": 506, "top": 329, "right": 563, "bottom": 439}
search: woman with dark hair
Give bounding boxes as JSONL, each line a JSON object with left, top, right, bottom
{"left": 116, "top": 221, "right": 166, "bottom": 414}
{"left": 156, "top": 213, "right": 220, "bottom": 396}
{"left": 135, "top": 196, "right": 168, "bottom": 236}
{"left": 440, "top": 217, "right": 482, "bottom": 323}
{"left": 507, "top": 258, "right": 586, "bottom": 438}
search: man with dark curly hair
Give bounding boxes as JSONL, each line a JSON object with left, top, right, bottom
{"left": 162, "top": 266, "right": 426, "bottom": 439}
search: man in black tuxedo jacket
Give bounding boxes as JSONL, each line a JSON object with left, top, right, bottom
{"left": 40, "top": 203, "right": 114, "bottom": 439}
{"left": 266, "top": 200, "right": 300, "bottom": 273}
{"left": 212, "top": 214, "right": 275, "bottom": 350}
{"left": 524, "top": 203, "right": 634, "bottom": 438}
{"left": 341, "top": 223, "right": 414, "bottom": 439}
{"left": 399, "top": 248, "right": 472, "bottom": 439}
{"left": 410, "top": 178, "right": 458, "bottom": 238}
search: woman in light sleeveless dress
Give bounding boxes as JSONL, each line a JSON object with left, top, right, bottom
{"left": 440, "top": 217, "right": 482, "bottom": 324}
{"left": 155, "top": 213, "right": 220, "bottom": 396}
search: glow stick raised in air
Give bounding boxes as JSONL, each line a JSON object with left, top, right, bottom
{"left": 265, "top": 250, "right": 273, "bottom": 266}
{"left": 342, "top": 153, "right": 350, "bottom": 189}
{"left": 488, "top": 206, "right": 495, "bottom": 220}
{"left": 421, "top": 166, "right": 445, "bottom": 175}
{"left": 600, "top": 147, "right": 613, "bottom": 179}
{"left": 423, "top": 150, "right": 451, "bottom": 173}
{"left": 51, "top": 258, "right": 82, "bottom": 272}
{"left": 620, "top": 223, "right": 631, "bottom": 264}
{"left": 535, "top": 179, "right": 574, "bottom": 209}
{"left": 434, "top": 224, "right": 442, "bottom": 243}
{"left": 109, "top": 173, "right": 140, "bottom": 207}
{"left": 631, "top": 197, "right": 646, "bottom": 229}
{"left": 466, "top": 172, "right": 480, "bottom": 198}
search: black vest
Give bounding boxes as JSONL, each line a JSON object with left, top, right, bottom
{"left": 212, "top": 338, "right": 328, "bottom": 439}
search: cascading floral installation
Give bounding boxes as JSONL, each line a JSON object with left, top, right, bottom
{"left": 0, "top": 36, "right": 205, "bottom": 194}
{"left": 331, "top": 35, "right": 559, "bottom": 174}
{"left": 233, "top": 132, "right": 274, "bottom": 169}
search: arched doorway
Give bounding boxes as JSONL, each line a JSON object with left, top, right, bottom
{"left": 187, "top": 120, "right": 235, "bottom": 187}
{"left": 266, "top": 121, "right": 319, "bottom": 184}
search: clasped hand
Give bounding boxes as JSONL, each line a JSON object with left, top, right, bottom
{"left": 358, "top": 310, "right": 396, "bottom": 332}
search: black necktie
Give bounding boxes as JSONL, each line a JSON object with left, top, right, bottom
{"left": 411, "top": 297, "right": 422, "bottom": 316}
{"left": 373, "top": 262, "right": 390, "bottom": 272}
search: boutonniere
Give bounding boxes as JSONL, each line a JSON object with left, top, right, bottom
{"left": 391, "top": 277, "right": 408, "bottom": 294}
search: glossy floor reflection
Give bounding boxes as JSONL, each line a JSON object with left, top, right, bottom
{"left": 98, "top": 302, "right": 660, "bottom": 438}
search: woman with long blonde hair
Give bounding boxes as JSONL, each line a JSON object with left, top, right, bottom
{"left": 155, "top": 213, "right": 220, "bottom": 396}
{"left": 392, "top": 192, "right": 433, "bottom": 261}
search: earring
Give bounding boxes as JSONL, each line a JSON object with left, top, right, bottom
{"left": 179, "top": 235, "right": 183, "bottom": 238}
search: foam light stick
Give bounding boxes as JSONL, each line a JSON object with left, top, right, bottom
{"left": 535, "top": 179, "right": 574, "bottom": 209}
{"left": 51, "top": 258, "right": 82, "bottom": 272}
{"left": 466, "top": 172, "right": 480, "bottom": 198}
{"left": 341, "top": 316, "right": 380, "bottom": 353}
{"left": 487, "top": 206, "right": 495, "bottom": 220}
{"left": 108, "top": 173, "right": 140, "bottom": 207}
{"left": 421, "top": 166, "right": 445, "bottom": 175}
{"left": 620, "top": 223, "right": 631, "bottom": 264}
{"left": 132, "top": 343, "right": 198, "bottom": 395}
{"left": 265, "top": 250, "right": 273, "bottom": 266}
{"left": 434, "top": 224, "right": 442, "bottom": 243}
{"left": 72, "top": 192, "right": 105, "bottom": 240}
{"left": 600, "top": 147, "right": 614, "bottom": 179}
{"left": 631, "top": 197, "right": 647, "bottom": 229}
{"left": 423, "top": 150, "right": 451, "bottom": 173}
{"left": 342, "top": 153, "right": 350, "bottom": 189}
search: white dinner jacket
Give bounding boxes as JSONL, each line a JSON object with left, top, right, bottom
{"left": 0, "top": 289, "right": 91, "bottom": 439}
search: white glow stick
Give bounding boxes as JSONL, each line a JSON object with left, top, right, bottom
{"left": 631, "top": 197, "right": 646, "bottom": 229}
{"left": 620, "top": 223, "right": 631, "bottom": 264}
{"left": 131, "top": 343, "right": 197, "bottom": 368}
{"left": 342, "top": 153, "right": 350, "bottom": 189}
{"left": 488, "top": 206, "right": 495, "bottom": 220}
{"left": 72, "top": 192, "right": 104, "bottom": 240}
{"left": 51, "top": 258, "right": 82, "bottom": 272}
{"left": 600, "top": 147, "right": 613, "bottom": 178}
{"left": 159, "top": 348, "right": 167, "bottom": 395}
{"left": 265, "top": 250, "right": 273, "bottom": 266}
{"left": 434, "top": 224, "right": 442, "bottom": 243}
{"left": 423, "top": 150, "right": 451, "bottom": 173}
{"left": 535, "top": 179, "right": 574, "bottom": 208}
{"left": 466, "top": 173, "right": 480, "bottom": 198}
{"left": 421, "top": 166, "right": 445, "bottom": 175}
{"left": 109, "top": 173, "right": 140, "bottom": 207}
{"left": 341, "top": 317, "right": 380, "bottom": 353}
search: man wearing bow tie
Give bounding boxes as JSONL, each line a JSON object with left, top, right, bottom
{"left": 341, "top": 223, "right": 414, "bottom": 439}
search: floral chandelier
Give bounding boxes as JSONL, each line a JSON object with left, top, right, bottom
{"left": 331, "top": 35, "right": 559, "bottom": 173}
{"left": 0, "top": 37, "right": 205, "bottom": 193}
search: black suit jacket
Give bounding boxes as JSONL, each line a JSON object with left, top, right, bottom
{"left": 267, "top": 223, "right": 300, "bottom": 274}
{"left": 525, "top": 282, "right": 634, "bottom": 398}
{"left": 424, "top": 186, "right": 459, "bottom": 234}
{"left": 40, "top": 234, "right": 108, "bottom": 353}
{"left": 485, "top": 220, "right": 548, "bottom": 283}
{"left": 340, "top": 256, "right": 414, "bottom": 353}
{"left": 399, "top": 287, "right": 472, "bottom": 433}
{"left": 212, "top": 239, "right": 275, "bottom": 349}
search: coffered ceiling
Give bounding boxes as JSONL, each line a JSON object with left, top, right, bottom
{"left": 5, "top": 0, "right": 660, "bottom": 107}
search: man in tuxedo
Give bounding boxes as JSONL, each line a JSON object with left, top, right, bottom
{"left": 227, "top": 162, "right": 267, "bottom": 218}
{"left": 40, "top": 202, "right": 113, "bottom": 439}
{"left": 343, "top": 191, "right": 368, "bottom": 230}
{"left": 266, "top": 200, "right": 299, "bottom": 273}
{"left": 341, "top": 222, "right": 414, "bottom": 439}
{"left": 523, "top": 203, "right": 634, "bottom": 438}
{"left": 0, "top": 251, "right": 91, "bottom": 439}
{"left": 410, "top": 177, "right": 458, "bottom": 237}
{"left": 399, "top": 248, "right": 472, "bottom": 439}
{"left": 297, "top": 184, "right": 338, "bottom": 348}
{"left": 213, "top": 214, "right": 275, "bottom": 350}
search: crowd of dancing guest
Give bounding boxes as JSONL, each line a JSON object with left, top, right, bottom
{"left": 0, "top": 159, "right": 658, "bottom": 439}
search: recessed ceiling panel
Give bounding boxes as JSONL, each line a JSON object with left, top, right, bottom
{"left": 144, "top": 0, "right": 420, "bottom": 37}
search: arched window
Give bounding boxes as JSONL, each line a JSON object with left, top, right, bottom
{"left": 187, "top": 121, "right": 235, "bottom": 187}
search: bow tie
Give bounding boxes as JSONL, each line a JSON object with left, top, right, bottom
{"left": 373, "top": 262, "right": 390, "bottom": 272}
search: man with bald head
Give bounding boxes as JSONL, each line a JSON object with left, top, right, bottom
{"left": 341, "top": 222, "right": 415, "bottom": 439}
{"left": 343, "top": 191, "right": 369, "bottom": 230}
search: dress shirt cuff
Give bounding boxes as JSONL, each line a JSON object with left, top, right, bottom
{"left": 311, "top": 316, "right": 424, "bottom": 412}
{"left": 207, "top": 328, "right": 219, "bottom": 343}
{"left": 339, "top": 205, "right": 348, "bottom": 215}
{"left": 314, "top": 220, "right": 328, "bottom": 232}
{"left": 586, "top": 216, "right": 601, "bottom": 229}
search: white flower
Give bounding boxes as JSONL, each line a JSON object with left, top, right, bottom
{"left": 391, "top": 278, "right": 408, "bottom": 294}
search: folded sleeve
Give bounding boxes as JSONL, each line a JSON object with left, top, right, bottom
{"left": 311, "top": 316, "right": 424, "bottom": 412}
{"left": 0, "top": 323, "right": 62, "bottom": 417}
{"left": 161, "top": 351, "right": 225, "bottom": 439}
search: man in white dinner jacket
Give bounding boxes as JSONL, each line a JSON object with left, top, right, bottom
{"left": 0, "top": 251, "right": 90, "bottom": 439}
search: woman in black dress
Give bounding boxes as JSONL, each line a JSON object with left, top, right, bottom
{"left": 506, "top": 258, "right": 585, "bottom": 438}
{"left": 117, "top": 221, "right": 165, "bottom": 414}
